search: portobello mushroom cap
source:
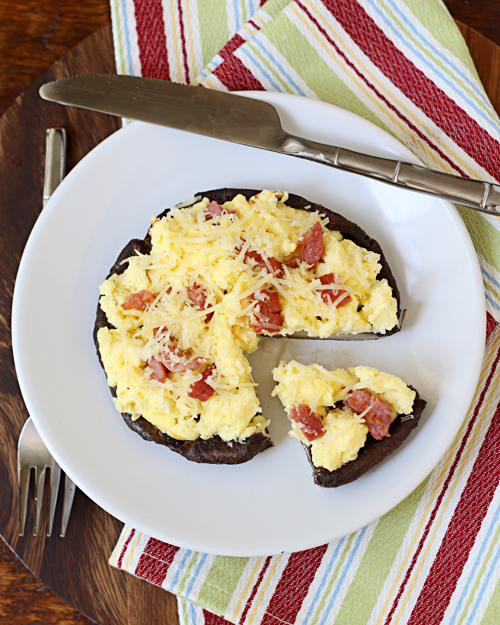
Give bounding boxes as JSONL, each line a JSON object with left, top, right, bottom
{"left": 305, "top": 390, "right": 426, "bottom": 487}
{"left": 93, "top": 188, "right": 402, "bottom": 464}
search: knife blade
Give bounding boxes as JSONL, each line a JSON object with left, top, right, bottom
{"left": 40, "top": 74, "right": 500, "bottom": 216}
{"left": 39, "top": 76, "right": 408, "bottom": 342}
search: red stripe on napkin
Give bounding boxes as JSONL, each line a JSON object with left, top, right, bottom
{"left": 487, "top": 311, "right": 498, "bottom": 338}
{"left": 407, "top": 398, "right": 500, "bottom": 624}
{"left": 213, "top": 55, "right": 265, "bottom": 91}
{"left": 177, "top": 0, "right": 190, "bottom": 82}
{"left": 200, "top": 559, "right": 275, "bottom": 625}
{"left": 203, "top": 610, "right": 231, "bottom": 624}
{"left": 135, "top": 538, "right": 180, "bottom": 585}
{"left": 240, "top": 556, "right": 272, "bottom": 623}
{"left": 260, "top": 545, "right": 329, "bottom": 625}
{"left": 117, "top": 528, "right": 136, "bottom": 568}
{"left": 384, "top": 339, "right": 500, "bottom": 624}
{"left": 324, "top": 0, "right": 500, "bottom": 180}
{"left": 133, "top": 0, "right": 170, "bottom": 80}
{"left": 294, "top": 1, "right": 468, "bottom": 178}
{"left": 220, "top": 34, "right": 247, "bottom": 60}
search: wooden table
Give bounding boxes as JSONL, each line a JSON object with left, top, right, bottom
{"left": 1, "top": 1, "right": 500, "bottom": 624}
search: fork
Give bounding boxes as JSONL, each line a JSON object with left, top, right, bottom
{"left": 18, "top": 417, "right": 76, "bottom": 537}
{"left": 17, "top": 128, "right": 76, "bottom": 537}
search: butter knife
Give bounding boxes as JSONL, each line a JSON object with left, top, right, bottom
{"left": 39, "top": 74, "right": 500, "bottom": 216}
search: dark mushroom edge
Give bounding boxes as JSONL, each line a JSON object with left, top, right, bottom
{"left": 93, "top": 188, "right": 402, "bottom": 464}
{"left": 304, "top": 389, "right": 426, "bottom": 487}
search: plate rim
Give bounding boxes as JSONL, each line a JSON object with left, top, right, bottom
{"left": 12, "top": 93, "right": 486, "bottom": 556}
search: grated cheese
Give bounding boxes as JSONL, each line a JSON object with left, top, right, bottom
{"left": 272, "top": 360, "right": 416, "bottom": 471}
{"left": 97, "top": 190, "right": 399, "bottom": 443}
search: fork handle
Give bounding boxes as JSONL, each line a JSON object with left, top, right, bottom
{"left": 43, "top": 128, "right": 66, "bottom": 207}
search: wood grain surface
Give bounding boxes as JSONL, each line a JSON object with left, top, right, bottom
{"left": 0, "top": 21, "right": 178, "bottom": 625}
{"left": 0, "top": 1, "right": 497, "bottom": 117}
{"left": 0, "top": 0, "right": 110, "bottom": 117}
{"left": 0, "top": 2, "right": 500, "bottom": 625}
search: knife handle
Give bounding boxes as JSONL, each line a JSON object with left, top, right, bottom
{"left": 43, "top": 128, "right": 67, "bottom": 208}
{"left": 282, "top": 135, "right": 500, "bottom": 216}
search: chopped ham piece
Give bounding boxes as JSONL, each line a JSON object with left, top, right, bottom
{"left": 235, "top": 240, "right": 286, "bottom": 279}
{"left": 244, "top": 249, "right": 286, "bottom": 279}
{"left": 147, "top": 357, "right": 169, "bottom": 383}
{"left": 187, "top": 282, "right": 208, "bottom": 309}
{"left": 249, "top": 289, "right": 283, "bottom": 334}
{"left": 187, "top": 282, "right": 214, "bottom": 321}
{"left": 204, "top": 201, "right": 237, "bottom": 220}
{"left": 255, "top": 313, "right": 283, "bottom": 334}
{"left": 266, "top": 258, "right": 286, "bottom": 279}
{"left": 344, "top": 389, "right": 394, "bottom": 440}
{"left": 286, "top": 222, "right": 325, "bottom": 269}
{"left": 121, "top": 290, "right": 157, "bottom": 311}
{"left": 289, "top": 404, "right": 325, "bottom": 442}
{"left": 158, "top": 346, "right": 205, "bottom": 372}
{"left": 188, "top": 365, "right": 216, "bottom": 401}
{"left": 254, "top": 289, "right": 281, "bottom": 312}
{"left": 317, "top": 273, "right": 352, "bottom": 307}
{"left": 153, "top": 325, "right": 168, "bottom": 338}
{"left": 152, "top": 329, "right": 205, "bottom": 372}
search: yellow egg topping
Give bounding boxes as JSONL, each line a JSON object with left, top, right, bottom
{"left": 97, "top": 190, "right": 399, "bottom": 443}
{"left": 272, "top": 360, "right": 416, "bottom": 471}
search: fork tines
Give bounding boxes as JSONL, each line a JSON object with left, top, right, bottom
{"left": 18, "top": 417, "right": 75, "bottom": 537}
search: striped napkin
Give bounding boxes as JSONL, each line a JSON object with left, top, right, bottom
{"left": 108, "top": 1, "right": 500, "bottom": 623}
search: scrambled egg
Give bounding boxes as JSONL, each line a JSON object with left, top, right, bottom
{"left": 97, "top": 190, "right": 398, "bottom": 443}
{"left": 272, "top": 360, "right": 416, "bottom": 471}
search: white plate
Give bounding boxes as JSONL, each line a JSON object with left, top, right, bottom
{"left": 12, "top": 93, "right": 485, "bottom": 556}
